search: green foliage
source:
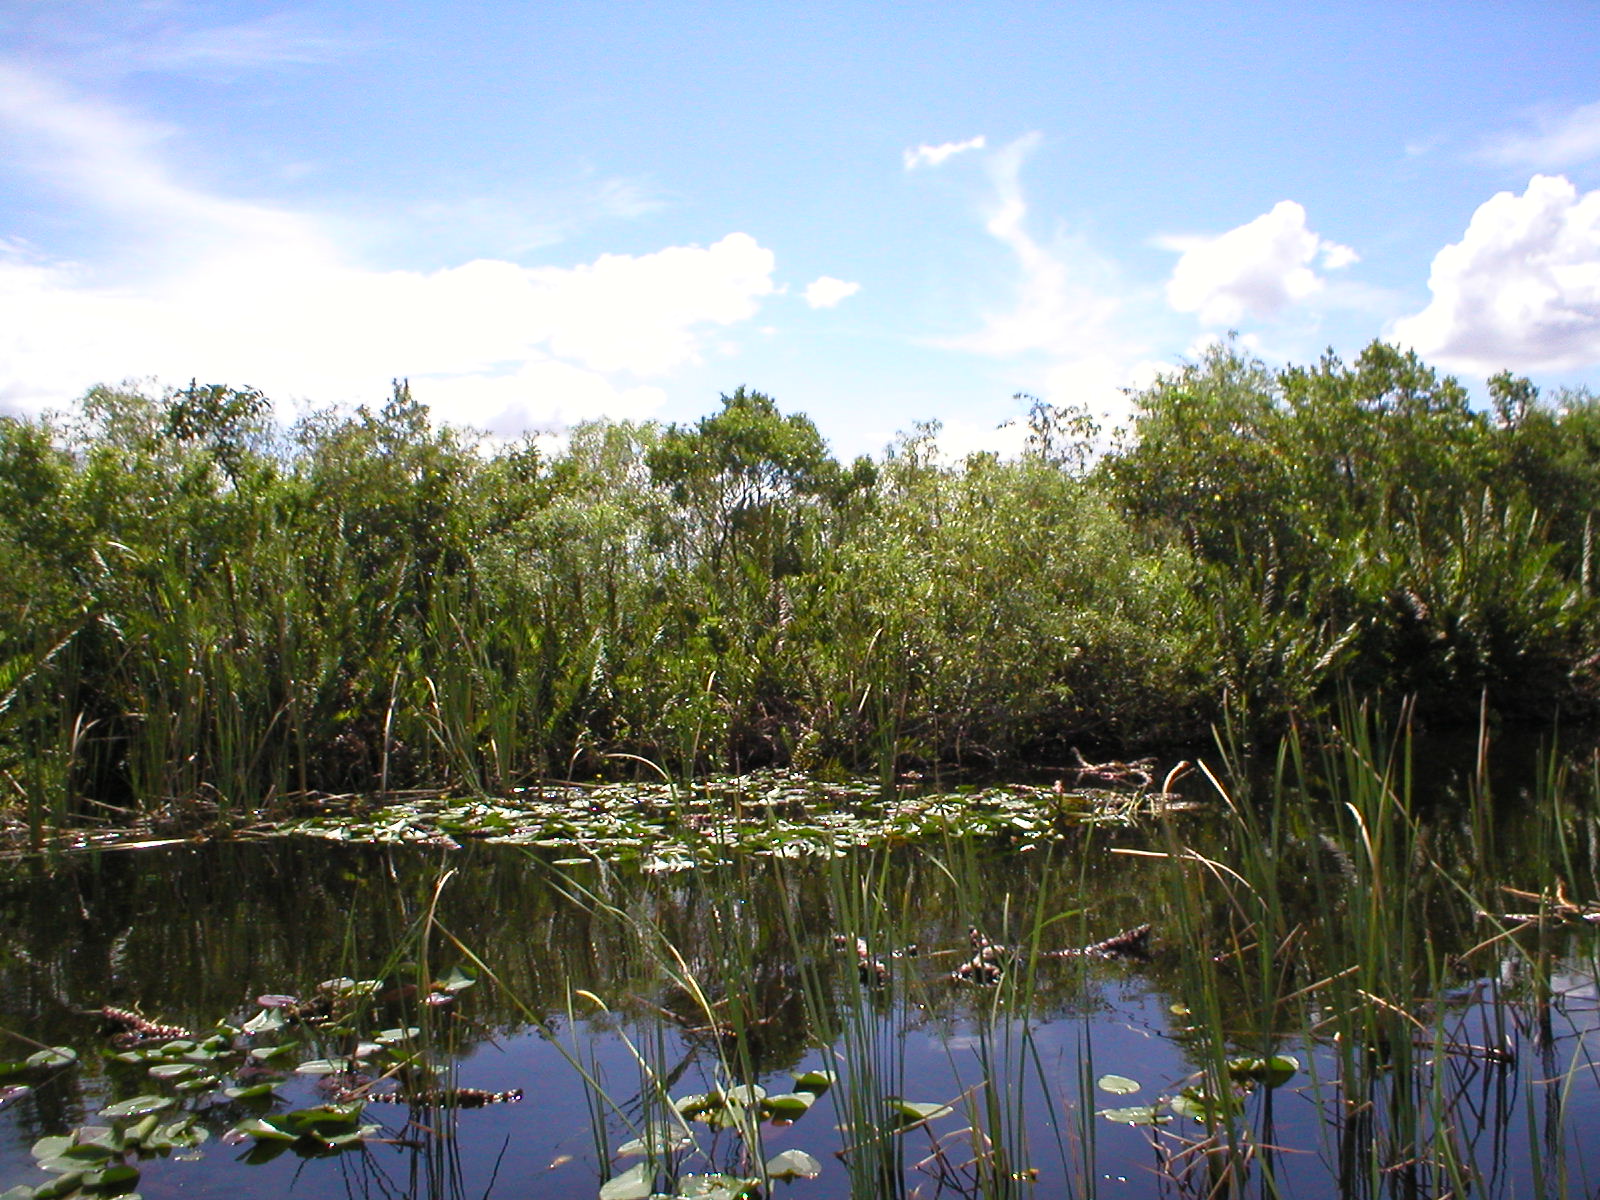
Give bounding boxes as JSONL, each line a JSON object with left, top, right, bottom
{"left": 0, "top": 346, "right": 1597, "bottom": 816}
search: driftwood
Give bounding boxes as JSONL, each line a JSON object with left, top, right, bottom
{"left": 1478, "top": 881, "right": 1600, "bottom": 926}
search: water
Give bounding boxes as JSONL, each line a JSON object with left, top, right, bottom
{"left": 1, "top": 768, "right": 1598, "bottom": 1199}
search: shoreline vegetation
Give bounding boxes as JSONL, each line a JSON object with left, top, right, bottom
{"left": 2, "top": 338, "right": 1598, "bottom": 825}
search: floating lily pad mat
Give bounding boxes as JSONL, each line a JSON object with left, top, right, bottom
{"left": 273, "top": 769, "right": 1184, "bottom": 867}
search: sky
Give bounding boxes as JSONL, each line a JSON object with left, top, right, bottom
{"left": 2, "top": 2, "right": 1598, "bottom": 461}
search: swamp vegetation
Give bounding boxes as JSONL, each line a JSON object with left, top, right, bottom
{"left": 1, "top": 339, "right": 1598, "bottom": 815}
{"left": 0, "top": 716, "right": 1597, "bottom": 1198}
{"left": 2, "top": 340, "right": 1600, "bottom": 1197}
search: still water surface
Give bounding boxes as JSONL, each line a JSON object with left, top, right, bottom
{"left": 1, "top": 768, "right": 1597, "bottom": 1199}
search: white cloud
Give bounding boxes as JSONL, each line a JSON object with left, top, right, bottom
{"left": 949, "top": 133, "right": 1122, "bottom": 358}
{"left": 803, "top": 276, "right": 860, "bottom": 309}
{"left": 1480, "top": 101, "right": 1600, "bottom": 170}
{"left": 1163, "top": 201, "right": 1356, "bottom": 326}
{"left": 1392, "top": 174, "right": 1600, "bottom": 373}
{"left": 903, "top": 135, "right": 986, "bottom": 170}
{"left": 936, "top": 133, "right": 1156, "bottom": 436}
{"left": 0, "top": 63, "right": 777, "bottom": 429}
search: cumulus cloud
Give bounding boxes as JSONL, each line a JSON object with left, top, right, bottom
{"left": 1480, "top": 102, "right": 1600, "bottom": 170}
{"left": 1162, "top": 201, "right": 1357, "bottom": 326}
{"left": 0, "top": 62, "right": 778, "bottom": 429}
{"left": 903, "top": 135, "right": 986, "bottom": 170}
{"left": 802, "top": 276, "right": 860, "bottom": 309}
{"left": 1392, "top": 174, "right": 1600, "bottom": 373}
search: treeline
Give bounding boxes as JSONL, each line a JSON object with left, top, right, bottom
{"left": 1, "top": 340, "right": 1597, "bottom": 811}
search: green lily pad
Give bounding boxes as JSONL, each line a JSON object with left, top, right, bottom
{"left": 101, "top": 1094, "right": 175, "bottom": 1119}
{"left": 293, "top": 1058, "right": 351, "bottom": 1076}
{"left": 436, "top": 966, "right": 476, "bottom": 993}
{"left": 889, "top": 1099, "right": 954, "bottom": 1126}
{"left": 243, "top": 1009, "right": 285, "bottom": 1035}
{"left": 674, "top": 1174, "right": 758, "bottom": 1199}
{"left": 24, "top": 1047, "right": 77, "bottom": 1071}
{"left": 598, "top": 1161, "right": 654, "bottom": 1200}
{"left": 248, "top": 1043, "right": 298, "bottom": 1062}
{"left": 1226, "top": 1054, "right": 1300, "bottom": 1085}
{"left": 1096, "top": 1074, "right": 1141, "bottom": 1095}
{"left": 229, "top": 1116, "right": 298, "bottom": 1143}
{"left": 32, "top": 1135, "right": 74, "bottom": 1161}
{"left": 762, "top": 1091, "right": 815, "bottom": 1118}
{"left": 31, "top": 1170, "right": 86, "bottom": 1199}
{"left": 147, "top": 1062, "right": 200, "bottom": 1080}
{"left": 765, "top": 1148, "right": 822, "bottom": 1179}
{"left": 284, "top": 1104, "right": 363, "bottom": 1131}
{"left": 224, "top": 1082, "right": 280, "bottom": 1100}
{"left": 1097, "top": 1105, "right": 1170, "bottom": 1125}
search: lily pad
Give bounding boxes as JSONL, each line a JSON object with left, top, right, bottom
{"left": 147, "top": 1062, "right": 200, "bottom": 1080}
{"left": 598, "top": 1161, "right": 654, "bottom": 1200}
{"left": 889, "top": 1099, "right": 954, "bottom": 1126}
{"left": 223, "top": 1082, "right": 280, "bottom": 1101}
{"left": 1096, "top": 1073, "right": 1141, "bottom": 1095}
{"left": 101, "top": 1094, "right": 176, "bottom": 1119}
{"left": 1226, "top": 1054, "right": 1300, "bottom": 1085}
{"left": 25, "top": 1047, "right": 77, "bottom": 1071}
{"left": 616, "top": 1123, "right": 693, "bottom": 1156}
{"left": 293, "top": 1058, "right": 351, "bottom": 1076}
{"left": 674, "top": 1174, "right": 758, "bottom": 1199}
{"left": 765, "top": 1148, "right": 822, "bottom": 1179}
{"left": 762, "top": 1091, "right": 815, "bottom": 1118}
{"left": 1098, "top": 1104, "right": 1171, "bottom": 1126}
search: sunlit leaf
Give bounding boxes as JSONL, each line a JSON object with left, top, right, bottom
{"left": 248, "top": 1043, "right": 298, "bottom": 1062}
{"left": 762, "top": 1091, "right": 815, "bottom": 1118}
{"left": 224, "top": 1082, "right": 279, "bottom": 1101}
{"left": 228, "top": 1117, "right": 297, "bottom": 1143}
{"left": 889, "top": 1099, "right": 953, "bottom": 1126}
{"left": 1096, "top": 1074, "right": 1140, "bottom": 1095}
{"left": 616, "top": 1123, "right": 693, "bottom": 1156}
{"left": 243, "top": 1009, "right": 285, "bottom": 1035}
{"left": 1097, "top": 1105, "right": 1170, "bottom": 1126}
{"left": 293, "top": 1058, "right": 351, "bottom": 1076}
{"left": 765, "top": 1148, "right": 822, "bottom": 1179}
{"left": 437, "top": 966, "right": 476, "bottom": 993}
{"left": 25, "top": 1047, "right": 76, "bottom": 1070}
{"left": 30, "top": 1169, "right": 86, "bottom": 1199}
{"left": 284, "top": 1103, "right": 363, "bottom": 1130}
{"left": 101, "top": 1094, "right": 175, "bottom": 1118}
{"left": 598, "top": 1161, "right": 654, "bottom": 1200}
{"left": 147, "top": 1062, "right": 199, "bottom": 1080}
{"left": 675, "top": 1173, "right": 758, "bottom": 1199}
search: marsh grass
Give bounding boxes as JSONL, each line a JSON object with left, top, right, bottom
{"left": 1133, "top": 700, "right": 1600, "bottom": 1199}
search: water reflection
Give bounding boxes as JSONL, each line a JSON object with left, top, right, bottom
{"left": 0, "top": 768, "right": 1596, "bottom": 1198}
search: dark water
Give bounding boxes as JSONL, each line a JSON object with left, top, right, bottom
{"left": 1, "top": 763, "right": 1599, "bottom": 1199}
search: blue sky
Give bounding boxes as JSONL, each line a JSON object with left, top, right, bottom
{"left": 2, "top": 2, "right": 1598, "bottom": 459}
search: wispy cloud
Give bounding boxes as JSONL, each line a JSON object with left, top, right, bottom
{"left": 948, "top": 133, "right": 1121, "bottom": 358}
{"left": 903, "top": 135, "right": 986, "bottom": 170}
{"left": 7, "top": 6, "right": 352, "bottom": 80}
{"left": 936, "top": 133, "right": 1156, "bottom": 432}
{"left": 1479, "top": 101, "right": 1600, "bottom": 170}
